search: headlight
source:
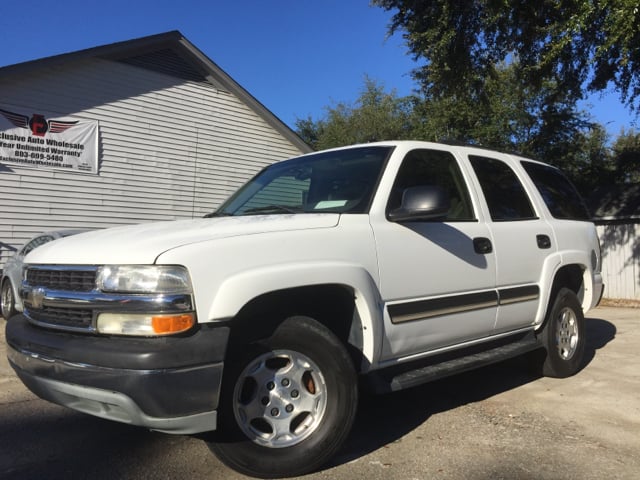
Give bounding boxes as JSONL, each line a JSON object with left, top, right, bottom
{"left": 95, "top": 265, "right": 195, "bottom": 336}
{"left": 97, "top": 265, "right": 192, "bottom": 293}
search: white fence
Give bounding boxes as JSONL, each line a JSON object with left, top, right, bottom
{"left": 596, "top": 223, "right": 640, "bottom": 301}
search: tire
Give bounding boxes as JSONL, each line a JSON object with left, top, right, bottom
{"left": 1, "top": 279, "right": 16, "bottom": 320}
{"left": 538, "top": 288, "right": 586, "bottom": 378}
{"left": 209, "top": 316, "right": 358, "bottom": 478}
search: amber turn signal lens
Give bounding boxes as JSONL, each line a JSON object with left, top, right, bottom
{"left": 152, "top": 313, "right": 195, "bottom": 334}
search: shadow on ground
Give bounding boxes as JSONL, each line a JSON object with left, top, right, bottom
{"left": 332, "top": 316, "right": 616, "bottom": 467}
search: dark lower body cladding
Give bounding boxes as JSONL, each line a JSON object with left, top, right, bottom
{"left": 5, "top": 315, "right": 229, "bottom": 434}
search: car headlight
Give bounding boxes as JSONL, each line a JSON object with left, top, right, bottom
{"left": 95, "top": 265, "right": 195, "bottom": 336}
{"left": 97, "top": 265, "right": 192, "bottom": 294}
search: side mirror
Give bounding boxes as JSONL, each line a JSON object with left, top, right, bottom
{"left": 387, "top": 186, "right": 451, "bottom": 222}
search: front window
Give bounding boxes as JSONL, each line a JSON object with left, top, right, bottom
{"left": 213, "top": 146, "right": 393, "bottom": 216}
{"left": 387, "top": 149, "right": 476, "bottom": 221}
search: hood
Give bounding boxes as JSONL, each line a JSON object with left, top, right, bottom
{"left": 25, "top": 214, "right": 340, "bottom": 265}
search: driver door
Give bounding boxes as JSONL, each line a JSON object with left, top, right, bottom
{"left": 371, "top": 148, "right": 497, "bottom": 361}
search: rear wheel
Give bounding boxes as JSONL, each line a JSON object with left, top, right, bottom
{"left": 1, "top": 279, "right": 16, "bottom": 320}
{"left": 209, "top": 316, "right": 358, "bottom": 478}
{"left": 537, "top": 288, "right": 586, "bottom": 378}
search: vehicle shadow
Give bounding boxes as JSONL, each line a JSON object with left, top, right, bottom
{"left": 582, "top": 315, "right": 617, "bottom": 364}
{"left": 331, "top": 316, "right": 617, "bottom": 468}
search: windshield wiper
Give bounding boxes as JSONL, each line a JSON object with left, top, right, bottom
{"left": 242, "top": 205, "right": 303, "bottom": 215}
{"left": 203, "top": 211, "right": 232, "bottom": 218}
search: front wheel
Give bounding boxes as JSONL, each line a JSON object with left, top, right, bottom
{"left": 209, "top": 316, "right": 358, "bottom": 478}
{"left": 1, "top": 279, "right": 16, "bottom": 320}
{"left": 537, "top": 288, "right": 586, "bottom": 378}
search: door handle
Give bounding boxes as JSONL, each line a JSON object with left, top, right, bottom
{"left": 537, "top": 234, "right": 552, "bottom": 249}
{"left": 473, "top": 237, "right": 493, "bottom": 254}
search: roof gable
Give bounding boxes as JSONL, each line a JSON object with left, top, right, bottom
{"left": 117, "top": 48, "right": 210, "bottom": 83}
{"left": 0, "top": 31, "right": 310, "bottom": 153}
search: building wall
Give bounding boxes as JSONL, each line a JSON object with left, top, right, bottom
{"left": 0, "top": 58, "right": 305, "bottom": 265}
{"left": 597, "top": 223, "right": 640, "bottom": 301}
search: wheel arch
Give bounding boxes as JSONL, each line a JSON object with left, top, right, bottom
{"left": 208, "top": 263, "right": 383, "bottom": 372}
{"left": 551, "top": 264, "right": 585, "bottom": 299}
{"left": 536, "top": 263, "right": 586, "bottom": 331}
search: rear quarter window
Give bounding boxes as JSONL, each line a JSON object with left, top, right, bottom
{"left": 521, "top": 161, "right": 591, "bottom": 221}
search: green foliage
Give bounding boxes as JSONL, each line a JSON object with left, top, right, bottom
{"left": 559, "top": 125, "right": 615, "bottom": 196}
{"left": 294, "top": 77, "right": 415, "bottom": 150}
{"left": 372, "top": 0, "right": 640, "bottom": 112}
{"left": 409, "top": 63, "right": 592, "bottom": 156}
{"left": 294, "top": 116, "right": 323, "bottom": 151}
{"left": 611, "top": 129, "right": 640, "bottom": 184}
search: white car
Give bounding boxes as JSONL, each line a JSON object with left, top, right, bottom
{"left": 6, "top": 141, "right": 603, "bottom": 478}
{"left": 1, "top": 230, "right": 86, "bottom": 319}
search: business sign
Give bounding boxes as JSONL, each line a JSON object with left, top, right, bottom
{"left": 0, "top": 104, "right": 99, "bottom": 174}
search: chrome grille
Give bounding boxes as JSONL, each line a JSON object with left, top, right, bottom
{"left": 26, "top": 267, "right": 97, "bottom": 292}
{"left": 26, "top": 306, "right": 93, "bottom": 329}
{"left": 24, "top": 266, "right": 98, "bottom": 331}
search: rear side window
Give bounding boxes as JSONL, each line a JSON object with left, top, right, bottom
{"left": 469, "top": 155, "right": 536, "bottom": 221}
{"left": 521, "top": 161, "right": 591, "bottom": 220}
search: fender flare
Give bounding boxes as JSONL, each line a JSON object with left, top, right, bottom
{"left": 534, "top": 249, "right": 592, "bottom": 329}
{"left": 207, "top": 261, "right": 384, "bottom": 368}
{"left": 560, "top": 249, "right": 597, "bottom": 311}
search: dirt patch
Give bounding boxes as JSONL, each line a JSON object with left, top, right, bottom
{"left": 600, "top": 297, "right": 640, "bottom": 308}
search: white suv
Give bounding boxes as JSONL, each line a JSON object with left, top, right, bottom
{"left": 6, "top": 141, "right": 603, "bottom": 477}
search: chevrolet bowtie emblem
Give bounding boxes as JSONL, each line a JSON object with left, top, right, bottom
{"left": 30, "top": 287, "right": 46, "bottom": 309}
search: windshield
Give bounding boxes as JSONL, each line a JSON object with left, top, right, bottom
{"left": 212, "top": 146, "right": 393, "bottom": 216}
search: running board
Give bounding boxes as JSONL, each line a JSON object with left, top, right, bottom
{"left": 365, "top": 332, "right": 541, "bottom": 394}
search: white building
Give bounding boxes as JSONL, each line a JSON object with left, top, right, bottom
{"left": 0, "top": 31, "right": 310, "bottom": 266}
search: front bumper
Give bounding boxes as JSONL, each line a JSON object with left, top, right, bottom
{"left": 6, "top": 315, "right": 229, "bottom": 434}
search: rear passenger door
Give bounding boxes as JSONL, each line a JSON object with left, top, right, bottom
{"left": 468, "top": 154, "right": 555, "bottom": 333}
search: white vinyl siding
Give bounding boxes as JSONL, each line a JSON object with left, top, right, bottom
{"left": 0, "top": 58, "right": 305, "bottom": 266}
{"left": 597, "top": 224, "right": 640, "bottom": 301}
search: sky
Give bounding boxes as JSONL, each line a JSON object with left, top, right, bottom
{"left": 1, "top": 0, "right": 636, "bottom": 137}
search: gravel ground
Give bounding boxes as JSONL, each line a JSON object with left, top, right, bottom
{"left": 1, "top": 306, "right": 638, "bottom": 479}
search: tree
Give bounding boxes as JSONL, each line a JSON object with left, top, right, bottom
{"left": 560, "top": 124, "right": 614, "bottom": 197}
{"left": 295, "top": 77, "right": 415, "bottom": 150}
{"left": 409, "top": 62, "right": 595, "bottom": 168}
{"left": 294, "top": 116, "right": 324, "bottom": 151}
{"left": 372, "top": 0, "right": 640, "bottom": 113}
{"left": 296, "top": 67, "right": 600, "bottom": 169}
{"left": 611, "top": 129, "right": 640, "bottom": 184}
